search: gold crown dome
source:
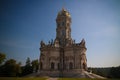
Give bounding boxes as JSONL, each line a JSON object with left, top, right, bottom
{"left": 57, "top": 8, "right": 71, "bottom": 18}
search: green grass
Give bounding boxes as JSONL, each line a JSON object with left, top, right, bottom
{"left": 0, "top": 77, "right": 120, "bottom": 80}
{"left": 0, "top": 77, "right": 47, "bottom": 80}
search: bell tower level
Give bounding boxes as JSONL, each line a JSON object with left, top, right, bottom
{"left": 56, "top": 8, "right": 72, "bottom": 46}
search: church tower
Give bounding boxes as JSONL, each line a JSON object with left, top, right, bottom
{"left": 55, "top": 8, "right": 72, "bottom": 47}
{"left": 39, "top": 8, "right": 87, "bottom": 77}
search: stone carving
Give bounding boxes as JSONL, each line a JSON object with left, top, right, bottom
{"left": 40, "top": 40, "right": 45, "bottom": 47}
{"left": 80, "top": 39, "right": 86, "bottom": 47}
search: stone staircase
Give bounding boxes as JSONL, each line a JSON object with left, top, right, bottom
{"left": 25, "top": 70, "right": 106, "bottom": 79}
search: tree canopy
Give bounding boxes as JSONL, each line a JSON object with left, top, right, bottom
{"left": 31, "top": 59, "right": 39, "bottom": 72}
{"left": 0, "top": 59, "right": 21, "bottom": 77}
{"left": 0, "top": 53, "right": 6, "bottom": 65}
{"left": 26, "top": 57, "right": 31, "bottom": 67}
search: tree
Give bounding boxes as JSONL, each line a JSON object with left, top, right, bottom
{"left": 1, "top": 59, "right": 21, "bottom": 77}
{"left": 31, "top": 59, "right": 39, "bottom": 72}
{"left": 109, "top": 66, "right": 120, "bottom": 78}
{"left": 0, "top": 53, "right": 6, "bottom": 65}
{"left": 22, "top": 57, "right": 32, "bottom": 75}
{"left": 26, "top": 57, "right": 31, "bottom": 66}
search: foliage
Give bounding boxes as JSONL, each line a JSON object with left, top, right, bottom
{"left": 21, "top": 57, "right": 32, "bottom": 76}
{"left": 88, "top": 66, "right": 120, "bottom": 78}
{"left": 0, "top": 59, "right": 21, "bottom": 77}
{"left": 0, "top": 52, "right": 6, "bottom": 65}
{"left": 0, "top": 53, "right": 36, "bottom": 77}
{"left": 31, "top": 59, "right": 39, "bottom": 72}
{"left": 26, "top": 57, "right": 31, "bottom": 67}
{"left": 109, "top": 66, "right": 120, "bottom": 78}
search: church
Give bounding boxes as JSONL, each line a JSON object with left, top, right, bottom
{"left": 39, "top": 8, "right": 87, "bottom": 77}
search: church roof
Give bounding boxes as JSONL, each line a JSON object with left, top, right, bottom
{"left": 57, "top": 8, "right": 71, "bottom": 17}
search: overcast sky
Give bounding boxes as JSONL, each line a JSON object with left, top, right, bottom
{"left": 0, "top": 0, "right": 120, "bottom": 67}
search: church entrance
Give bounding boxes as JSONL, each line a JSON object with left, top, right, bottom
{"left": 69, "top": 62, "right": 73, "bottom": 69}
{"left": 51, "top": 62, "right": 54, "bottom": 69}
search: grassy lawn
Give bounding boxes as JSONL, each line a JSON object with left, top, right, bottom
{"left": 0, "top": 77, "right": 120, "bottom": 80}
{"left": 0, "top": 77, "right": 47, "bottom": 80}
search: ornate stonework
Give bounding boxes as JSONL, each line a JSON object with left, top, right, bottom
{"left": 39, "top": 8, "right": 87, "bottom": 77}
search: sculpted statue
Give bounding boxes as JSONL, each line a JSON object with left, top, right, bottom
{"left": 80, "top": 39, "right": 85, "bottom": 47}
{"left": 40, "top": 40, "right": 45, "bottom": 47}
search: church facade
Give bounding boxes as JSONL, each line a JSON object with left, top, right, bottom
{"left": 39, "top": 8, "right": 87, "bottom": 77}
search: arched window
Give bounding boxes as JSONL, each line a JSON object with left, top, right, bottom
{"left": 51, "top": 62, "right": 54, "bottom": 69}
{"left": 69, "top": 62, "right": 73, "bottom": 69}
{"left": 58, "top": 63, "right": 60, "bottom": 70}
{"left": 62, "top": 22, "right": 65, "bottom": 26}
{"left": 61, "top": 30, "right": 65, "bottom": 36}
{"left": 40, "top": 62, "right": 42, "bottom": 70}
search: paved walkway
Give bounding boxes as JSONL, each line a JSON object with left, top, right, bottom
{"left": 47, "top": 78, "right": 58, "bottom": 80}
{"left": 84, "top": 71, "right": 106, "bottom": 79}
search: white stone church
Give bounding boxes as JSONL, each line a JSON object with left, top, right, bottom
{"left": 39, "top": 8, "right": 87, "bottom": 77}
